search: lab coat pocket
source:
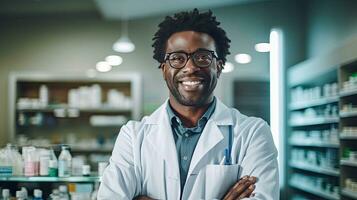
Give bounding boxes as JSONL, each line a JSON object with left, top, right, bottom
{"left": 205, "top": 164, "right": 240, "bottom": 199}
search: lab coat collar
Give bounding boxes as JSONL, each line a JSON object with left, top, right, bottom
{"left": 145, "top": 97, "right": 233, "bottom": 126}
{"left": 144, "top": 98, "right": 234, "bottom": 198}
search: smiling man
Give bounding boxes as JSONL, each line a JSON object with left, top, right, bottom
{"left": 98, "top": 9, "right": 279, "bottom": 200}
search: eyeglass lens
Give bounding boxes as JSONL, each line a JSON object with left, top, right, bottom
{"left": 168, "top": 51, "right": 213, "bottom": 68}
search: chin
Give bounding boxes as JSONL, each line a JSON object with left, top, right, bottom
{"left": 176, "top": 96, "right": 209, "bottom": 107}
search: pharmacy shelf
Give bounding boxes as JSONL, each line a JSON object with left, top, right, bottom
{"left": 289, "top": 117, "right": 339, "bottom": 127}
{"left": 341, "top": 188, "right": 357, "bottom": 199}
{"left": 289, "top": 140, "right": 339, "bottom": 148}
{"left": 71, "top": 147, "right": 113, "bottom": 153}
{"left": 0, "top": 176, "right": 100, "bottom": 182}
{"left": 289, "top": 180, "right": 339, "bottom": 200}
{"left": 290, "top": 162, "right": 340, "bottom": 176}
{"left": 340, "top": 133, "right": 357, "bottom": 139}
{"left": 340, "top": 160, "right": 357, "bottom": 167}
{"left": 289, "top": 96, "right": 339, "bottom": 110}
{"left": 339, "top": 88, "right": 357, "bottom": 97}
{"left": 340, "top": 110, "right": 357, "bottom": 118}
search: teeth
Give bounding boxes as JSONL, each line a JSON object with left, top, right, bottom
{"left": 182, "top": 81, "right": 201, "bottom": 86}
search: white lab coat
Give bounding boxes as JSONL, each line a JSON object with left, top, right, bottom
{"left": 98, "top": 98, "right": 279, "bottom": 200}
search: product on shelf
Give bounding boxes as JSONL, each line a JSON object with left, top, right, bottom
{"left": 98, "top": 162, "right": 108, "bottom": 177}
{"left": 342, "top": 126, "right": 357, "bottom": 136}
{"left": 342, "top": 72, "right": 357, "bottom": 91}
{"left": 33, "top": 189, "right": 43, "bottom": 200}
{"left": 341, "top": 103, "right": 357, "bottom": 113}
{"left": 58, "top": 145, "right": 72, "bottom": 177}
{"left": 2, "top": 189, "right": 10, "bottom": 200}
{"left": 345, "top": 178, "right": 357, "bottom": 192}
{"left": 291, "top": 82, "right": 338, "bottom": 104}
{"left": 290, "top": 126, "right": 339, "bottom": 144}
{"left": 0, "top": 144, "right": 23, "bottom": 176}
{"left": 342, "top": 148, "right": 357, "bottom": 162}
{"left": 291, "top": 173, "right": 339, "bottom": 196}
{"left": 290, "top": 104, "right": 339, "bottom": 123}
{"left": 291, "top": 148, "right": 339, "bottom": 170}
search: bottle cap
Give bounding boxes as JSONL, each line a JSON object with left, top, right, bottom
{"left": 59, "top": 185, "right": 67, "bottom": 193}
{"left": 34, "top": 189, "right": 42, "bottom": 198}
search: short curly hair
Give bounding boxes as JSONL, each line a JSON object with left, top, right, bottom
{"left": 152, "top": 8, "right": 231, "bottom": 68}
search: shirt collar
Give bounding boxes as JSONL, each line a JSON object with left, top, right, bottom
{"left": 166, "top": 97, "right": 216, "bottom": 129}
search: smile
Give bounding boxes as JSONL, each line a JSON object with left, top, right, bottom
{"left": 181, "top": 81, "right": 202, "bottom": 86}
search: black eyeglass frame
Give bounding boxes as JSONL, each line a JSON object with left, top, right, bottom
{"left": 164, "top": 49, "right": 219, "bottom": 69}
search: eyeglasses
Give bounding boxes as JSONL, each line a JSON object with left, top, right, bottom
{"left": 164, "top": 49, "right": 218, "bottom": 69}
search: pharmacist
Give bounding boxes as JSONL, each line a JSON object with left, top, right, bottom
{"left": 98, "top": 9, "right": 279, "bottom": 200}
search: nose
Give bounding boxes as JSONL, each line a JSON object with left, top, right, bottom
{"left": 182, "top": 57, "right": 200, "bottom": 73}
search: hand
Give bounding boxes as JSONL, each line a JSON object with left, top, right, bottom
{"left": 133, "top": 196, "right": 155, "bottom": 200}
{"left": 223, "top": 175, "right": 257, "bottom": 200}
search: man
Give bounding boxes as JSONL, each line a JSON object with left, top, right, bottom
{"left": 98, "top": 9, "right": 279, "bottom": 200}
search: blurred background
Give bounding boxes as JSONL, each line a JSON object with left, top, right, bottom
{"left": 0, "top": 0, "right": 357, "bottom": 199}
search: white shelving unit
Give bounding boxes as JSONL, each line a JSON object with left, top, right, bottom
{"left": 287, "top": 43, "right": 357, "bottom": 199}
{"left": 9, "top": 72, "right": 142, "bottom": 143}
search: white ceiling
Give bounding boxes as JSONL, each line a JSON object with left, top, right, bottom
{"left": 94, "top": 0, "right": 262, "bottom": 20}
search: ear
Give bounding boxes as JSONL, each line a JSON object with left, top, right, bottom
{"left": 160, "top": 63, "right": 166, "bottom": 79}
{"left": 216, "top": 60, "right": 223, "bottom": 78}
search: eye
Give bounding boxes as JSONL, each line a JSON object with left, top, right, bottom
{"left": 169, "top": 53, "right": 186, "bottom": 63}
{"left": 194, "top": 52, "right": 212, "bottom": 61}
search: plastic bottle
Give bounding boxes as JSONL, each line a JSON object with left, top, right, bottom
{"left": 33, "top": 189, "right": 43, "bottom": 200}
{"left": 15, "top": 190, "right": 24, "bottom": 200}
{"left": 58, "top": 146, "right": 72, "bottom": 177}
{"left": 58, "top": 185, "right": 69, "bottom": 200}
{"left": 49, "top": 189, "right": 60, "bottom": 200}
{"left": 23, "top": 146, "right": 38, "bottom": 176}
{"left": 39, "top": 149, "right": 50, "bottom": 176}
{"left": 20, "top": 187, "right": 28, "bottom": 200}
{"left": 9, "top": 144, "right": 23, "bottom": 176}
{"left": 1, "top": 189, "right": 10, "bottom": 200}
{"left": 39, "top": 85, "right": 48, "bottom": 107}
{"left": 0, "top": 146, "right": 13, "bottom": 177}
{"left": 48, "top": 148, "right": 58, "bottom": 177}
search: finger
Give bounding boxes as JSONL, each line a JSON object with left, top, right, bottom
{"left": 231, "top": 179, "right": 255, "bottom": 198}
{"left": 224, "top": 176, "right": 250, "bottom": 200}
{"left": 228, "top": 179, "right": 254, "bottom": 199}
{"left": 238, "top": 184, "right": 255, "bottom": 199}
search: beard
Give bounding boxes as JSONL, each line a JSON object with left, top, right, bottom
{"left": 165, "top": 73, "right": 216, "bottom": 107}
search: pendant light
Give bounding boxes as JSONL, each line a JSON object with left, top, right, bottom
{"left": 113, "top": 19, "right": 135, "bottom": 53}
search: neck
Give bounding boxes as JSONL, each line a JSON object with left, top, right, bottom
{"left": 169, "top": 96, "right": 213, "bottom": 128}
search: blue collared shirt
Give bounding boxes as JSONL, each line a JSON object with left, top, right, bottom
{"left": 166, "top": 98, "right": 216, "bottom": 190}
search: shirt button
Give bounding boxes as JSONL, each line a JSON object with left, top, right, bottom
{"left": 183, "top": 156, "right": 188, "bottom": 161}
{"left": 185, "top": 133, "right": 189, "bottom": 137}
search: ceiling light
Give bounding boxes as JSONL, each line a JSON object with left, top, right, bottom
{"left": 96, "top": 61, "right": 112, "bottom": 72}
{"left": 222, "top": 62, "right": 234, "bottom": 73}
{"left": 112, "top": 20, "right": 135, "bottom": 53}
{"left": 235, "top": 54, "right": 251, "bottom": 64}
{"left": 106, "top": 55, "right": 123, "bottom": 66}
{"left": 255, "top": 43, "right": 271, "bottom": 52}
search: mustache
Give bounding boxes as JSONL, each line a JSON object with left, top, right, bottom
{"left": 175, "top": 72, "right": 208, "bottom": 80}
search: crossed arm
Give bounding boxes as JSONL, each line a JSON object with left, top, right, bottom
{"left": 135, "top": 175, "right": 257, "bottom": 200}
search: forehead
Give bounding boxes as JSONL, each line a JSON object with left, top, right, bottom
{"left": 166, "top": 31, "right": 216, "bottom": 53}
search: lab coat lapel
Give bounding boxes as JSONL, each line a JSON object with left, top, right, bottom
{"left": 187, "top": 99, "right": 233, "bottom": 177}
{"left": 145, "top": 101, "right": 181, "bottom": 198}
